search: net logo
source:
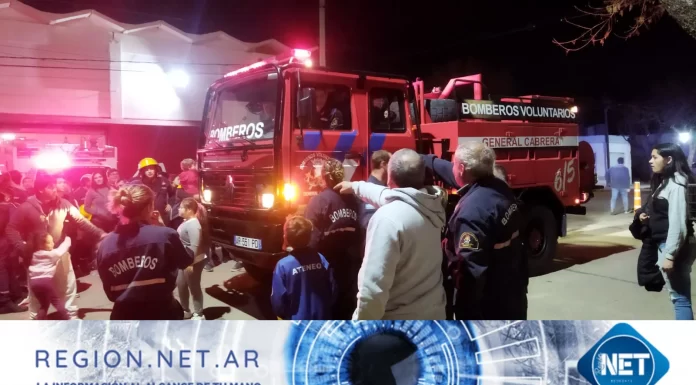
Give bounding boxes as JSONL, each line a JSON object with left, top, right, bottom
{"left": 578, "top": 323, "right": 669, "bottom": 385}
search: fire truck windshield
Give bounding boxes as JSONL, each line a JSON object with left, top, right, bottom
{"left": 204, "top": 73, "right": 278, "bottom": 149}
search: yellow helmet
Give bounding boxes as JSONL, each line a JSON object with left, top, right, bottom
{"left": 138, "top": 157, "right": 158, "bottom": 170}
{"left": 79, "top": 204, "right": 92, "bottom": 221}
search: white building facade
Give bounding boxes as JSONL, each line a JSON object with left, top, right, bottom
{"left": 580, "top": 135, "right": 632, "bottom": 187}
{"left": 0, "top": 0, "right": 289, "bottom": 172}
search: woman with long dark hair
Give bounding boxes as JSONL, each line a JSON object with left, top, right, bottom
{"left": 84, "top": 171, "right": 117, "bottom": 232}
{"left": 645, "top": 142, "right": 696, "bottom": 320}
{"left": 176, "top": 197, "right": 211, "bottom": 320}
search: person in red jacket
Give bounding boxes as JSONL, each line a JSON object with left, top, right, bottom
{"left": 177, "top": 158, "right": 199, "bottom": 198}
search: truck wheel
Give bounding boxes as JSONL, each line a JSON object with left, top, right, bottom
{"left": 243, "top": 262, "right": 272, "bottom": 282}
{"left": 523, "top": 205, "right": 558, "bottom": 275}
{"left": 427, "top": 99, "right": 459, "bottom": 123}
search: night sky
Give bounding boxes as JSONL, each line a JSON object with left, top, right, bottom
{"left": 22, "top": 0, "right": 696, "bottom": 125}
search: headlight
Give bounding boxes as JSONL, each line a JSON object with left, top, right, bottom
{"left": 202, "top": 189, "right": 212, "bottom": 203}
{"left": 283, "top": 183, "right": 298, "bottom": 201}
{"left": 260, "top": 193, "right": 274, "bottom": 208}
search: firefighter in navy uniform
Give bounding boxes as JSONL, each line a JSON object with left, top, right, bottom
{"left": 304, "top": 159, "right": 361, "bottom": 319}
{"left": 312, "top": 88, "right": 344, "bottom": 130}
{"left": 423, "top": 142, "right": 528, "bottom": 320}
{"left": 96, "top": 184, "right": 192, "bottom": 320}
{"left": 130, "top": 158, "right": 175, "bottom": 226}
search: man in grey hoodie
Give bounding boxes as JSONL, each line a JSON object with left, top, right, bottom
{"left": 334, "top": 148, "right": 447, "bottom": 320}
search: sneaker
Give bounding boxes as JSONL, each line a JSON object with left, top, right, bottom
{"left": 204, "top": 264, "right": 214, "bottom": 272}
{"left": 183, "top": 311, "right": 193, "bottom": 319}
{"left": 230, "top": 261, "right": 244, "bottom": 272}
{"left": 191, "top": 313, "right": 206, "bottom": 320}
{"left": 18, "top": 296, "right": 29, "bottom": 307}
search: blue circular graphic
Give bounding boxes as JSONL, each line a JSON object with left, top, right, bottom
{"left": 285, "top": 321, "right": 480, "bottom": 385}
{"left": 592, "top": 335, "right": 654, "bottom": 385}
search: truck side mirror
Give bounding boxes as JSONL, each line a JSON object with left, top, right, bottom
{"left": 297, "top": 87, "right": 316, "bottom": 129}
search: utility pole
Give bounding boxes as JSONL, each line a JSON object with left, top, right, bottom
{"left": 319, "top": 0, "right": 326, "bottom": 67}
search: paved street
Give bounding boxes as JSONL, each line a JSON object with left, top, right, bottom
{"left": 530, "top": 188, "right": 695, "bottom": 320}
{"left": 1, "top": 188, "right": 693, "bottom": 320}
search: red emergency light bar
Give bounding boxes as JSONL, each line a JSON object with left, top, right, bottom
{"left": 224, "top": 48, "right": 312, "bottom": 78}
{"left": 293, "top": 49, "right": 311, "bottom": 59}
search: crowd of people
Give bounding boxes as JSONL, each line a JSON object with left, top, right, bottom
{"left": 273, "top": 141, "right": 695, "bottom": 321}
{"left": 272, "top": 143, "right": 528, "bottom": 321}
{"left": 0, "top": 140, "right": 693, "bottom": 321}
{"left": 0, "top": 157, "right": 219, "bottom": 320}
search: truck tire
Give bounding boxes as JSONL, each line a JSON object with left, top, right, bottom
{"left": 523, "top": 205, "right": 558, "bottom": 275}
{"left": 243, "top": 262, "right": 272, "bottom": 282}
{"left": 427, "top": 99, "right": 459, "bottom": 123}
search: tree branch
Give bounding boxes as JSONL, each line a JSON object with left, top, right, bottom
{"left": 554, "top": 0, "right": 667, "bottom": 52}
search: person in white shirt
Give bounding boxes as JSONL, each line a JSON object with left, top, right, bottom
{"left": 28, "top": 233, "right": 72, "bottom": 320}
{"left": 176, "top": 197, "right": 211, "bottom": 320}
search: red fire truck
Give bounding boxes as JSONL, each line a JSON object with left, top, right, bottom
{"left": 0, "top": 132, "right": 117, "bottom": 186}
{"left": 198, "top": 49, "right": 595, "bottom": 279}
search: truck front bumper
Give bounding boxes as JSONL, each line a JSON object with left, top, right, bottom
{"left": 209, "top": 214, "right": 287, "bottom": 270}
{"left": 565, "top": 205, "right": 587, "bottom": 215}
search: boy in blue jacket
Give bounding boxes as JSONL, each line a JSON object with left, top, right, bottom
{"left": 271, "top": 216, "right": 337, "bottom": 320}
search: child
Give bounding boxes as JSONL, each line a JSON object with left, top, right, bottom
{"left": 28, "top": 233, "right": 72, "bottom": 320}
{"left": 270, "top": 216, "right": 337, "bottom": 320}
{"left": 177, "top": 158, "right": 199, "bottom": 197}
{"left": 176, "top": 197, "right": 210, "bottom": 320}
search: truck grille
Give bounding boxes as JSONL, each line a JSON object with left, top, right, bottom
{"left": 204, "top": 171, "right": 274, "bottom": 208}
{"left": 200, "top": 148, "right": 275, "bottom": 209}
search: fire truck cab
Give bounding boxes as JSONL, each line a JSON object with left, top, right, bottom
{"left": 198, "top": 49, "right": 595, "bottom": 279}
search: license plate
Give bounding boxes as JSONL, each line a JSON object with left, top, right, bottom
{"left": 234, "top": 236, "right": 262, "bottom": 250}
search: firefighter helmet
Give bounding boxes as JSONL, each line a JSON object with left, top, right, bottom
{"left": 138, "top": 157, "right": 159, "bottom": 170}
{"left": 79, "top": 204, "right": 92, "bottom": 221}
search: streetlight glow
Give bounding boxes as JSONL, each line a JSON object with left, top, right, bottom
{"left": 168, "top": 69, "right": 189, "bottom": 88}
{"left": 679, "top": 131, "right": 691, "bottom": 144}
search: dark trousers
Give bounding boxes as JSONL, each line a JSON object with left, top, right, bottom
{"left": 111, "top": 297, "right": 184, "bottom": 320}
{"left": 0, "top": 252, "right": 22, "bottom": 303}
{"left": 207, "top": 246, "right": 232, "bottom": 267}
{"left": 70, "top": 238, "right": 95, "bottom": 276}
{"left": 30, "top": 277, "right": 70, "bottom": 320}
{"left": 330, "top": 256, "right": 360, "bottom": 320}
{"left": 453, "top": 292, "right": 528, "bottom": 320}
